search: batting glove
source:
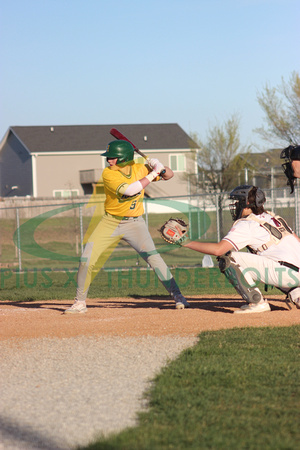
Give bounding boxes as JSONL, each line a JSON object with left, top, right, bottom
{"left": 153, "top": 161, "right": 165, "bottom": 175}
{"left": 148, "top": 158, "right": 160, "bottom": 169}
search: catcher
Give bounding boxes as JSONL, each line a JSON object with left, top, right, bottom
{"left": 64, "top": 140, "right": 189, "bottom": 314}
{"left": 160, "top": 185, "right": 300, "bottom": 313}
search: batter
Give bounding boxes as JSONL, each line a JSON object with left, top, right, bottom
{"left": 65, "top": 140, "right": 189, "bottom": 313}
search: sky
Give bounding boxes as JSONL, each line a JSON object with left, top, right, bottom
{"left": 1, "top": 0, "right": 299, "bottom": 151}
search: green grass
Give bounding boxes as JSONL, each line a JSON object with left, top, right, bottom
{"left": 0, "top": 267, "right": 283, "bottom": 302}
{"left": 0, "top": 211, "right": 239, "bottom": 270}
{"left": 0, "top": 242, "right": 218, "bottom": 271}
{"left": 1, "top": 204, "right": 297, "bottom": 271}
{"left": 80, "top": 326, "right": 300, "bottom": 450}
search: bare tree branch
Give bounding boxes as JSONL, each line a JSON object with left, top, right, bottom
{"left": 255, "top": 71, "right": 300, "bottom": 146}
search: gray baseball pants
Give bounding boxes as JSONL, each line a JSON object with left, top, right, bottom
{"left": 76, "top": 214, "right": 181, "bottom": 301}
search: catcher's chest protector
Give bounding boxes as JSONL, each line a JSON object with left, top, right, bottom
{"left": 238, "top": 212, "right": 293, "bottom": 253}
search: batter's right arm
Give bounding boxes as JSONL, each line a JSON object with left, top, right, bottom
{"left": 121, "top": 160, "right": 171, "bottom": 197}
{"left": 119, "top": 166, "right": 160, "bottom": 197}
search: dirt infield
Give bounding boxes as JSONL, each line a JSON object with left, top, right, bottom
{"left": 1, "top": 295, "right": 299, "bottom": 341}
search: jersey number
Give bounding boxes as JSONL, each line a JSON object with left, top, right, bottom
{"left": 130, "top": 199, "right": 137, "bottom": 210}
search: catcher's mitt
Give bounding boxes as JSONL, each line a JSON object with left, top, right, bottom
{"left": 159, "top": 218, "right": 189, "bottom": 245}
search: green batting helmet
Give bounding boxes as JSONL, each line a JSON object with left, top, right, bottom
{"left": 101, "top": 140, "right": 134, "bottom": 166}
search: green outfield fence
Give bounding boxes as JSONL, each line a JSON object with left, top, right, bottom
{"left": 0, "top": 187, "right": 299, "bottom": 273}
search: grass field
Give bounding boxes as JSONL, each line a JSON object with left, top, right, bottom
{"left": 1, "top": 212, "right": 214, "bottom": 270}
{"left": 1, "top": 202, "right": 297, "bottom": 271}
{"left": 0, "top": 267, "right": 283, "bottom": 302}
{"left": 81, "top": 326, "right": 300, "bottom": 450}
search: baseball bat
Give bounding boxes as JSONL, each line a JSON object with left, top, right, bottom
{"left": 109, "top": 128, "right": 166, "bottom": 174}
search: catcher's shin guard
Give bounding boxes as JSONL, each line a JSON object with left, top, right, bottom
{"left": 218, "top": 253, "right": 263, "bottom": 304}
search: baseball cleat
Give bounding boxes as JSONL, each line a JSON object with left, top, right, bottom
{"left": 64, "top": 300, "right": 87, "bottom": 314}
{"left": 173, "top": 294, "right": 190, "bottom": 309}
{"left": 288, "top": 291, "right": 300, "bottom": 309}
{"left": 234, "top": 300, "right": 270, "bottom": 314}
{"left": 291, "top": 298, "right": 300, "bottom": 309}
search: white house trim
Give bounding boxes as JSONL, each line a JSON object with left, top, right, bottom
{"left": 32, "top": 154, "right": 38, "bottom": 197}
{"left": 30, "top": 151, "right": 102, "bottom": 156}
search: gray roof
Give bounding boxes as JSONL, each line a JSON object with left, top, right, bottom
{"left": 9, "top": 123, "right": 196, "bottom": 153}
{"left": 239, "top": 148, "right": 283, "bottom": 171}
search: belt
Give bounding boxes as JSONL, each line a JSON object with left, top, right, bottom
{"left": 105, "top": 212, "right": 139, "bottom": 221}
{"left": 279, "top": 261, "right": 299, "bottom": 272}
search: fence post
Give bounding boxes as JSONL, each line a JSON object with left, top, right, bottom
{"left": 144, "top": 198, "right": 148, "bottom": 227}
{"left": 203, "top": 203, "right": 207, "bottom": 239}
{"left": 271, "top": 167, "right": 275, "bottom": 211}
{"left": 188, "top": 195, "right": 192, "bottom": 238}
{"left": 15, "top": 208, "right": 22, "bottom": 272}
{"left": 79, "top": 204, "right": 84, "bottom": 254}
{"left": 215, "top": 193, "right": 221, "bottom": 242}
{"left": 197, "top": 196, "right": 201, "bottom": 238}
{"left": 295, "top": 184, "right": 300, "bottom": 236}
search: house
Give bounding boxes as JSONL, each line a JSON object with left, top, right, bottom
{"left": 0, "top": 124, "right": 198, "bottom": 199}
{"left": 236, "top": 148, "right": 287, "bottom": 189}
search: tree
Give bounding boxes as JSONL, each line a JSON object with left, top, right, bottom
{"left": 255, "top": 71, "right": 300, "bottom": 146}
{"left": 191, "top": 114, "right": 251, "bottom": 197}
{"left": 190, "top": 114, "right": 251, "bottom": 237}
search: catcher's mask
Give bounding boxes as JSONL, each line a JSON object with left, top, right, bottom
{"left": 101, "top": 140, "right": 134, "bottom": 167}
{"left": 280, "top": 144, "right": 300, "bottom": 194}
{"left": 229, "top": 185, "right": 266, "bottom": 221}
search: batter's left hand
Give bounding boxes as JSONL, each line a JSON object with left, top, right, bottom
{"left": 148, "top": 158, "right": 160, "bottom": 169}
{"left": 153, "top": 161, "right": 165, "bottom": 175}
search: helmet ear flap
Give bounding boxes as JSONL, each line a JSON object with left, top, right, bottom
{"left": 254, "top": 187, "right": 266, "bottom": 207}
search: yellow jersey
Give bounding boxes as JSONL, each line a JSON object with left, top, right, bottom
{"left": 102, "top": 163, "right": 152, "bottom": 217}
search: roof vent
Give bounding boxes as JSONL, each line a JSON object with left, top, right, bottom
{"left": 144, "top": 136, "right": 147, "bottom": 141}
{"left": 50, "top": 127, "right": 54, "bottom": 132}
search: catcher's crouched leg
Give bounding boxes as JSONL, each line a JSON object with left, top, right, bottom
{"left": 218, "top": 252, "right": 263, "bottom": 305}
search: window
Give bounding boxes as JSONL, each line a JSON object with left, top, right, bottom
{"left": 169, "top": 154, "right": 186, "bottom": 172}
{"left": 53, "top": 189, "right": 79, "bottom": 198}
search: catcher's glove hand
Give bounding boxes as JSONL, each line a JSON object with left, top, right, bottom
{"left": 159, "top": 218, "right": 189, "bottom": 245}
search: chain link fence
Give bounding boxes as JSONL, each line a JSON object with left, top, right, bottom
{"left": 0, "top": 186, "right": 299, "bottom": 273}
